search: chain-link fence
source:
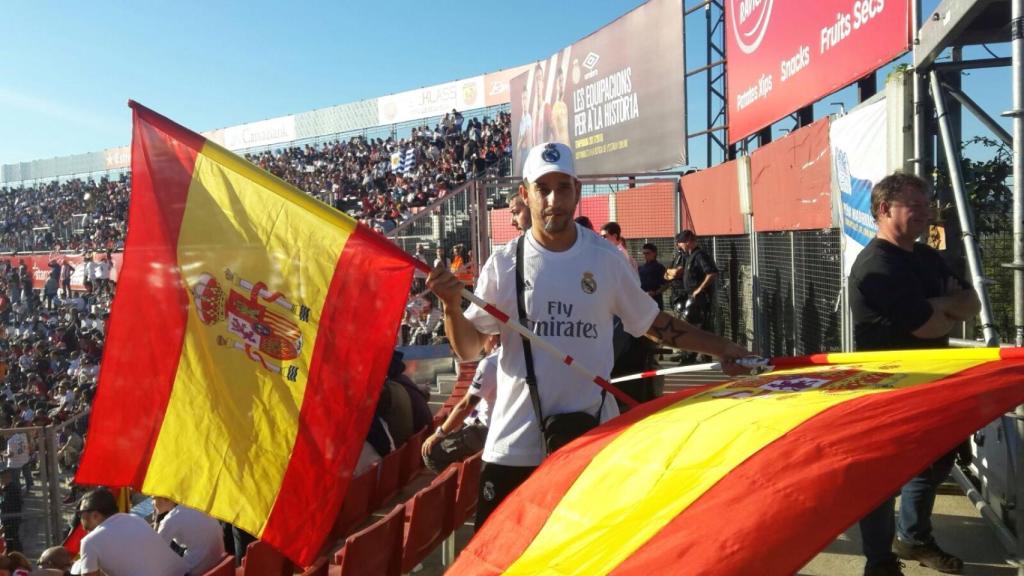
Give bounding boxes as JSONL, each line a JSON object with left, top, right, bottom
{"left": 386, "top": 174, "right": 848, "bottom": 359}
{"left": 0, "top": 410, "right": 89, "bottom": 558}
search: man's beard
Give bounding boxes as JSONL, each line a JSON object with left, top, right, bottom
{"left": 543, "top": 213, "right": 569, "bottom": 233}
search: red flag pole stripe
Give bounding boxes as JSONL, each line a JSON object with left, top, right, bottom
{"left": 75, "top": 102, "right": 201, "bottom": 488}
{"left": 447, "top": 384, "right": 719, "bottom": 575}
{"left": 608, "top": 359, "right": 1024, "bottom": 575}
{"left": 261, "top": 225, "right": 413, "bottom": 564}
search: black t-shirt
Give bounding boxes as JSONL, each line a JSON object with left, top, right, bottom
{"left": 638, "top": 260, "right": 667, "bottom": 294}
{"left": 850, "top": 238, "right": 968, "bottom": 351}
{"left": 671, "top": 247, "right": 718, "bottom": 294}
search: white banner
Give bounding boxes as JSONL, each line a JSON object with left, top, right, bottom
{"left": 831, "top": 98, "right": 887, "bottom": 277}
{"left": 377, "top": 76, "right": 486, "bottom": 125}
{"left": 221, "top": 115, "right": 297, "bottom": 151}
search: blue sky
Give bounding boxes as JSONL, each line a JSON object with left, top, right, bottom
{"left": 2, "top": 0, "right": 1011, "bottom": 169}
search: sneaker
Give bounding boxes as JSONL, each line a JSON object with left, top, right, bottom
{"left": 893, "top": 539, "right": 963, "bottom": 574}
{"left": 864, "top": 560, "right": 905, "bottom": 576}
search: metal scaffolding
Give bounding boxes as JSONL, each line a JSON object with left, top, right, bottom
{"left": 915, "top": 0, "right": 1023, "bottom": 569}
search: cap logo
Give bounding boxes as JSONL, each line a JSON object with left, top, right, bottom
{"left": 541, "top": 144, "right": 561, "bottom": 163}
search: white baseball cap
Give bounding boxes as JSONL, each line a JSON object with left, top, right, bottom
{"left": 522, "top": 142, "right": 577, "bottom": 183}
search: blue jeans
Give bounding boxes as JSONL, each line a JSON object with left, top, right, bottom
{"left": 859, "top": 450, "right": 957, "bottom": 567}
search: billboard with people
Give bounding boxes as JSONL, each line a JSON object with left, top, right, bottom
{"left": 511, "top": 0, "right": 686, "bottom": 175}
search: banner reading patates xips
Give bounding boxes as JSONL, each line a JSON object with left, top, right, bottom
{"left": 512, "top": 0, "right": 686, "bottom": 175}
{"left": 725, "top": 0, "right": 909, "bottom": 143}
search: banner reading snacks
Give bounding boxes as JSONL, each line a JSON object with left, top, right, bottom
{"left": 725, "top": 0, "right": 909, "bottom": 143}
{"left": 76, "top": 102, "right": 414, "bottom": 565}
{"left": 511, "top": 0, "right": 686, "bottom": 175}
{"left": 450, "top": 348, "right": 1024, "bottom": 575}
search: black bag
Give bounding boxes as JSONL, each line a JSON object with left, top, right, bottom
{"left": 516, "top": 235, "right": 605, "bottom": 455}
{"left": 543, "top": 411, "right": 600, "bottom": 453}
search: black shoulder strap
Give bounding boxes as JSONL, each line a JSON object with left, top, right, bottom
{"left": 516, "top": 234, "right": 546, "bottom": 439}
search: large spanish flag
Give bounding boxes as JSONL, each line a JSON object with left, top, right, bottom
{"left": 450, "top": 347, "right": 1024, "bottom": 575}
{"left": 76, "top": 102, "right": 414, "bottom": 564}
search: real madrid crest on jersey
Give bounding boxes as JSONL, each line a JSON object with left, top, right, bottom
{"left": 541, "top": 143, "right": 561, "bottom": 163}
{"left": 581, "top": 271, "right": 597, "bottom": 294}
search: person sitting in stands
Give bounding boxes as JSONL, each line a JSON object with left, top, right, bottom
{"left": 74, "top": 488, "right": 187, "bottom": 576}
{"left": 422, "top": 334, "right": 499, "bottom": 472}
{"left": 152, "top": 497, "right": 225, "bottom": 575}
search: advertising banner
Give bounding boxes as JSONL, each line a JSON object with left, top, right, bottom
{"left": 725, "top": 0, "right": 908, "bottom": 143}
{"left": 221, "top": 115, "right": 298, "bottom": 151}
{"left": 484, "top": 65, "right": 533, "bottom": 107}
{"left": 830, "top": 99, "right": 887, "bottom": 276}
{"left": 17, "top": 251, "right": 123, "bottom": 292}
{"left": 512, "top": 0, "right": 686, "bottom": 175}
{"left": 377, "top": 76, "right": 486, "bottom": 125}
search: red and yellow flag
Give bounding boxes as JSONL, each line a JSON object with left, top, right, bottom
{"left": 450, "top": 347, "right": 1024, "bottom": 575}
{"left": 75, "top": 102, "right": 414, "bottom": 564}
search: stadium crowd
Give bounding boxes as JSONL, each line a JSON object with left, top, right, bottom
{"left": 248, "top": 110, "right": 512, "bottom": 233}
{"left": 0, "top": 110, "right": 512, "bottom": 253}
{"left": 0, "top": 109, "right": 512, "bottom": 566}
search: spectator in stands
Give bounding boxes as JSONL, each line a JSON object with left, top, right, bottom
{"left": 152, "top": 497, "right": 225, "bottom": 575}
{"left": 422, "top": 334, "right": 499, "bottom": 472}
{"left": 75, "top": 488, "right": 188, "bottom": 576}
{"left": 60, "top": 261, "right": 74, "bottom": 299}
{"left": 599, "top": 221, "right": 637, "bottom": 270}
{"left": 574, "top": 216, "right": 594, "bottom": 231}
{"left": 3, "top": 430, "right": 30, "bottom": 490}
{"left": 850, "top": 173, "right": 978, "bottom": 576}
{"left": 508, "top": 189, "right": 532, "bottom": 233}
{"left": 35, "top": 546, "right": 74, "bottom": 575}
{"left": 0, "top": 468, "right": 22, "bottom": 553}
{"left": 409, "top": 298, "right": 442, "bottom": 345}
{"left": 450, "top": 244, "right": 474, "bottom": 289}
{"left": 638, "top": 243, "right": 667, "bottom": 309}
{"left": 1, "top": 551, "right": 31, "bottom": 575}
{"left": 427, "top": 142, "right": 750, "bottom": 529}
{"left": 433, "top": 247, "right": 449, "bottom": 270}
{"left": 666, "top": 230, "right": 718, "bottom": 363}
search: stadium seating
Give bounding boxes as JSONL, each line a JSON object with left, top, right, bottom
{"left": 374, "top": 446, "right": 404, "bottom": 509}
{"left": 454, "top": 452, "right": 483, "bottom": 526}
{"left": 401, "top": 466, "right": 458, "bottom": 573}
{"left": 333, "top": 504, "right": 405, "bottom": 576}
{"left": 331, "top": 461, "right": 379, "bottom": 540}
{"left": 0, "top": 112, "right": 512, "bottom": 253}
{"left": 240, "top": 540, "right": 294, "bottom": 576}
{"left": 298, "top": 556, "right": 329, "bottom": 576}
{"left": 399, "top": 426, "right": 428, "bottom": 486}
{"left": 199, "top": 554, "right": 234, "bottom": 576}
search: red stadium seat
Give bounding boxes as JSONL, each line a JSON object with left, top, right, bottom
{"left": 400, "top": 427, "right": 428, "bottom": 485}
{"left": 299, "top": 556, "right": 329, "bottom": 576}
{"left": 333, "top": 504, "right": 405, "bottom": 576}
{"left": 401, "top": 466, "right": 458, "bottom": 573}
{"left": 454, "top": 451, "right": 483, "bottom": 526}
{"left": 240, "top": 540, "right": 293, "bottom": 576}
{"left": 373, "top": 447, "right": 403, "bottom": 509}
{"left": 199, "top": 554, "right": 234, "bottom": 576}
{"left": 332, "top": 461, "right": 379, "bottom": 540}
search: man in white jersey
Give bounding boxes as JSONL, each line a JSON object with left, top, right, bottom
{"left": 427, "top": 142, "right": 751, "bottom": 528}
{"left": 74, "top": 488, "right": 187, "bottom": 576}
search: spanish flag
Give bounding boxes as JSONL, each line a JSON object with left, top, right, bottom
{"left": 75, "top": 102, "right": 414, "bottom": 564}
{"left": 450, "top": 348, "right": 1024, "bottom": 575}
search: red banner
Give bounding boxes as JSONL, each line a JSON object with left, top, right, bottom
{"left": 8, "top": 252, "right": 123, "bottom": 292}
{"left": 725, "top": 0, "right": 909, "bottom": 143}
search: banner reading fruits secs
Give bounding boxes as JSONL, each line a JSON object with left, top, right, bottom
{"left": 725, "top": 0, "right": 909, "bottom": 143}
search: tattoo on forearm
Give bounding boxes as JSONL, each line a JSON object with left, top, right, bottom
{"left": 647, "top": 315, "right": 689, "bottom": 346}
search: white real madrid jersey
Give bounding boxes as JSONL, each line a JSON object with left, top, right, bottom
{"left": 465, "top": 224, "right": 659, "bottom": 466}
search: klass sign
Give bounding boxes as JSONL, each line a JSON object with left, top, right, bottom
{"left": 725, "top": 0, "right": 909, "bottom": 143}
